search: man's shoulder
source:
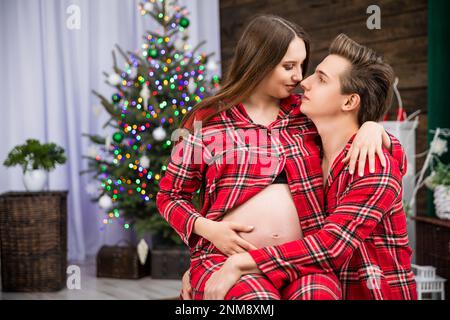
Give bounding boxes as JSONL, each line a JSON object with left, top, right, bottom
{"left": 351, "top": 150, "right": 403, "bottom": 185}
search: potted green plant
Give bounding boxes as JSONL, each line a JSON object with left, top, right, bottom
{"left": 424, "top": 160, "right": 450, "bottom": 220}
{"left": 3, "top": 139, "right": 67, "bottom": 191}
{"left": 410, "top": 128, "right": 450, "bottom": 220}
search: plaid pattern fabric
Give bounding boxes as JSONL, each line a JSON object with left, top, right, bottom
{"left": 188, "top": 252, "right": 341, "bottom": 300}
{"left": 189, "top": 253, "right": 281, "bottom": 300}
{"left": 248, "top": 134, "right": 417, "bottom": 300}
{"left": 156, "top": 94, "right": 411, "bottom": 300}
{"left": 280, "top": 272, "right": 342, "bottom": 300}
{"left": 156, "top": 94, "right": 325, "bottom": 255}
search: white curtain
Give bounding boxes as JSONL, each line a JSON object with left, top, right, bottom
{"left": 0, "top": 0, "right": 221, "bottom": 262}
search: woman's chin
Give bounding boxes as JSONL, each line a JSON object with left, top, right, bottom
{"left": 285, "top": 87, "right": 297, "bottom": 95}
{"left": 273, "top": 92, "right": 291, "bottom": 100}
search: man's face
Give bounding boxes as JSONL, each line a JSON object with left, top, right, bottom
{"left": 300, "top": 54, "right": 353, "bottom": 121}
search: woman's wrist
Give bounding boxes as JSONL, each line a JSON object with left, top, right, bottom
{"left": 193, "top": 217, "right": 215, "bottom": 240}
{"left": 363, "top": 121, "right": 392, "bottom": 151}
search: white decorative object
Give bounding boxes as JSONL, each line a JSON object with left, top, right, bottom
{"left": 143, "top": 2, "right": 153, "bottom": 12}
{"left": 99, "top": 194, "right": 113, "bottom": 209}
{"left": 140, "top": 85, "right": 150, "bottom": 110}
{"left": 382, "top": 77, "right": 419, "bottom": 219}
{"left": 392, "top": 77, "right": 406, "bottom": 121}
{"left": 433, "top": 185, "right": 450, "bottom": 220}
{"left": 139, "top": 155, "right": 150, "bottom": 169}
{"left": 412, "top": 264, "right": 446, "bottom": 300}
{"left": 107, "top": 73, "right": 121, "bottom": 86}
{"left": 88, "top": 145, "right": 98, "bottom": 158}
{"left": 430, "top": 137, "right": 448, "bottom": 157}
{"left": 23, "top": 169, "right": 48, "bottom": 192}
{"left": 137, "top": 238, "right": 149, "bottom": 265}
{"left": 413, "top": 127, "right": 450, "bottom": 220}
{"left": 174, "top": 38, "right": 184, "bottom": 51}
{"left": 381, "top": 119, "right": 418, "bottom": 214}
{"left": 187, "top": 77, "right": 196, "bottom": 94}
{"left": 152, "top": 126, "right": 167, "bottom": 141}
{"left": 206, "top": 60, "right": 218, "bottom": 72}
{"left": 381, "top": 119, "right": 418, "bottom": 263}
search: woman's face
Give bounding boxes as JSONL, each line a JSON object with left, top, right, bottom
{"left": 257, "top": 36, "right": 306, "bottom": 99}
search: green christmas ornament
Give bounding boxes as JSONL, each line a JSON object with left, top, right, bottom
{"left": 179, "top": 17, "right": 190, "bottom": 28}
{"left": 112, "top": 132, "right": 124, "bottom": 143}
{"left": 148, "top": 48, "right": 158, "bottom": 58}
{"left": 112, "top": 93, "right": 121, "bottom": 103}
{"left": 82, "top": 1, "right": 221, "bottom": 247}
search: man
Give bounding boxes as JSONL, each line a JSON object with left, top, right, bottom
{"left": 201, "top": 34, "right": 417, "bottom": 300}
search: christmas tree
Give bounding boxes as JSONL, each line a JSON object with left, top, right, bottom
{"left": 82, "top": 0, "right": 220, "bottom": 246}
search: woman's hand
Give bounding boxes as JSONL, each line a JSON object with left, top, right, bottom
{"left": 343, "top": 121, "right": 390, "bottom": 176}
{"left": 203, "top": 220, "right": 258, "bottom": 256}
{"left": 204, "top": 256, "right": 242, "bottom": 300}
{"left": 181, "top": 270, "right": 192, "bottom": 300}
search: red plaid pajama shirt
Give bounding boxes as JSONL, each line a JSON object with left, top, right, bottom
{"left": 248, "top": 134, "right": 417, "bottom": 300}
{"left": 156, "top": 94, "right": 413, "bottom": 299}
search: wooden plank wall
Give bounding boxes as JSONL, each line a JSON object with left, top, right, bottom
{"left": 219, "top": 0, "right": 428, "bottom": 214}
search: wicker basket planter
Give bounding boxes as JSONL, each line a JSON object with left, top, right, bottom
{"left": 0, "top": 191, "right": 68, "bottom": 292}
{"left": 434, "top": 185, "right": 450, "bottom": 220}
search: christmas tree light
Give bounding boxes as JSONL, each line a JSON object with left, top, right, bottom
{"left": 82, "top": 0, "right": 220, "bottom": 245}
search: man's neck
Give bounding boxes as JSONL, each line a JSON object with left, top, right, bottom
{"left": 316, "top": 118, "right": 359, "bottom": 166}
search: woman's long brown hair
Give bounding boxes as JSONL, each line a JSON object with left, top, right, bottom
{"left": 180, "top": 15, "right": 311, "bottom": 131}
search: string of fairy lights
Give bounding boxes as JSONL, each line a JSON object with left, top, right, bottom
{"left": 90, "top": 0, "right": 220, "bottom": 231}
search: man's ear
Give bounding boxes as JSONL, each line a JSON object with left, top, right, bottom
{"left": 342, "top": 93, "right": 360, "bottom": 112}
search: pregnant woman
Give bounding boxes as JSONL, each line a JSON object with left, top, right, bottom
{"left": 156, "top": 15, "right": 401, "bottom": 300}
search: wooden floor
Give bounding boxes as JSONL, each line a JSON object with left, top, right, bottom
{"left": 0, "top": 257, "right": 182, "bottom": 300}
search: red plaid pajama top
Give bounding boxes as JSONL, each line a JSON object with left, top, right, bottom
{"left": 157, "top": 94, "right": 325, "bottom": 253}
{"left": 156, "top": 94, "right": 414, "bottom": 299}
{"left": 248, "top": 134, "right": 417, "bottom": 300}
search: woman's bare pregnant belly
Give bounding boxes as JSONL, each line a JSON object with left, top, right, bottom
{"left": 221, "top": 184, "right": 303, "bottom": 248}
